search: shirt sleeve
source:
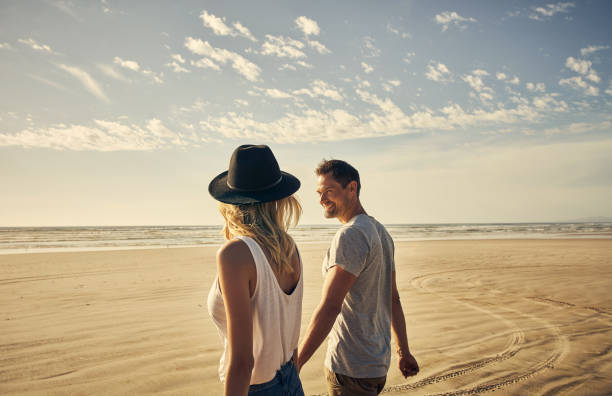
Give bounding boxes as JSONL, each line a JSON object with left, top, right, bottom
{"left": 328, "top": 226, "right": 370, "bottom": 276}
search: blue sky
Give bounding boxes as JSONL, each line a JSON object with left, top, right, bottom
{"left": 1, "top": 1, "right": 611, "bottom": 226}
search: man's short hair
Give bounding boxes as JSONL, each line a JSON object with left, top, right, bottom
{"left": 315, "top": 159, "right": 361, "bottom": 196}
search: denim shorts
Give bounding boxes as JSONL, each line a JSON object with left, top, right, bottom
{"left": 248, "top": 359, "right": 305, "bottom": 396}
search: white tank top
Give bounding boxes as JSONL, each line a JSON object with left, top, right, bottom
{"left": 207, "top": 236, "right": 303, "bottom": 384}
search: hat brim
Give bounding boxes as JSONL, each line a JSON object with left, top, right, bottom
{"left": 209, "top": 170, "right": 301, "bottom": 204}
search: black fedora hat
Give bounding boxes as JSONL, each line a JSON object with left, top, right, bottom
{"left": 209, "top": 144, "right": 300, "bottom": 204}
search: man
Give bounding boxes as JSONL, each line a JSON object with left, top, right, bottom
{"left": 297, "top": 159, "right": 419, "bottom": 396}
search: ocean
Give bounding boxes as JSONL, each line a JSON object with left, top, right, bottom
{"left": 1, "top": 222, "right": 611, "bottom": 254}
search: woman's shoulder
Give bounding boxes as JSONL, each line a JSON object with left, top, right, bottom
{"left": 216, "top": 239, "right": 255, "bottom": 270}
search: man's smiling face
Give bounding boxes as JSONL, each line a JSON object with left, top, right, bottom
{"left": 316, "top": 173, "right": 352, "bottom": 221}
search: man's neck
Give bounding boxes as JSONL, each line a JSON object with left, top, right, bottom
{"left": 338, "top": 202, "right": 366, "bottom": 224}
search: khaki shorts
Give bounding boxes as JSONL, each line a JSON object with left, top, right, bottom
{"left": 325, "top": 367, "right": 386, "bottom": 396}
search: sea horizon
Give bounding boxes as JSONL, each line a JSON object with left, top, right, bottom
{"left": 2, "top": 221, "right": 611, "bottom": 255}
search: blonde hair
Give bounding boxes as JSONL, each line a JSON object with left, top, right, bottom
{"left": 219, "top": 195, "right": 302, "bottom": 274}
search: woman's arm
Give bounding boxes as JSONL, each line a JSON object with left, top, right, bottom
{"left": 217, "top": 240, "right": 256, "bottom": 396}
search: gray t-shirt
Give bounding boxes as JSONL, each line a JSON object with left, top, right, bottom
{"left": 323, "top": 214, "right": 395, "bottom": 378}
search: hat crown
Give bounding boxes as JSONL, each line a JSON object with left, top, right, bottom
{"left": 227, "top": 145, "right": 282, "bottom": 191}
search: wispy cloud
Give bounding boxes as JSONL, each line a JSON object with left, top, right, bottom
{"left": 97, "top": 64, "right": 130, "bottom": 82}
{"left": 265, "top": 88, "right": 293, "bottom": 99}
{"left": 27, "top": 74, "right": 71, "bottom": 92}
{"left": 308, "top": 40, "right": 331, "bottom": 54}
{"left": 361, "top": 62, "right": 374, "bottom": 74}
{"left": 526, "top": 82, "right": 546, "bottom": 92}
{"left": 580, "top": 45, "right": 609, "bottom": 56}
{"left": 47, "top": 0, "right": 82, "bottom": 22}
{"left": 293, "top": 80, "right": 343, "bottom": 101}
{"left": 18, "top": 38, "right": 54, "bottom": 53}
{"left": 57, "top": 63, "right": 109, "bottom": 103}
{"left": 113, "top": 56, "right": 163, "bottom": 83}
{"left": 113, "top": 56, "right": 140, "bottom": 71}
{"left": 0, "top": 42, "right": 12, "bottom": 50}
{"left": 295, "top": 16, "right": 320, "bottom": 36}
{"left": 403, "top": 52, "right": 416, "bottom": 64}
{"left": 361, "top": 36, "right": 380, "bottom": 58}
{"left": 386, "top": 23, "right": 410, "bottom": 39}
{"left": 559, "top": 76, "right": 599, "bottom": 96}
{"left": 261, "top": 35, "right": 306, "bottom": 58}
{"left": 0, "top": 118, "right": 186, "bottom": 151}
{"left": 382, "top": 80, "right": 401, "bottom": 92}
{"left": 166, "top": 54, "right": 189, "bottom": 73}
{"left": 425, "top": 62, "right": 451, "bottom": 82}
{"left": 185, "top": 37, "right": 261, "bottom": 81}
{"left": 566, "top": 56, "right": 599, "bottom": 83}
{"left": 529, "top": 2, "right": 575, "bottom": 21}
{"left": 199, "top": 10, "right": 257, "bottom": 42}
{"left": 434, "top": 11, "right": 477, "bottom": 32}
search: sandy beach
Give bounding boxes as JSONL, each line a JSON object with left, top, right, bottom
{"left": 1, "top": 239, "right": 611, "bottom": 395}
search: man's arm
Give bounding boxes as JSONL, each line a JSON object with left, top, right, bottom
{"left": 296, "top": 265, "right": 356, "bottom": 371}
{"left": 391, "top": 270, "right": 419, "bottom": 378}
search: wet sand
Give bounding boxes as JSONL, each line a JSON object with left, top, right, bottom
{"left": 1, "top": 239, "right": 611, "bottom": 395}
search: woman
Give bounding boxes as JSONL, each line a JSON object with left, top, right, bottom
{"left": 207, "top": 144, "right": 305, "bottom": 396}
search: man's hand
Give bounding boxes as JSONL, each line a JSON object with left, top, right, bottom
{"left": 399, "top": 352, "right": 419, "bottom": 378}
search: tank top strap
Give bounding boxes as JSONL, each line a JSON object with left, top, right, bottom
{"left": 235, "top": 236, "right": 275, "bottom": 298}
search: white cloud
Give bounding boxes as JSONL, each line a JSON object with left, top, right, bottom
{"left": 0, "top": 42, "right": 12, "bottom": 50}
{"left": 565, "top": 56, "right": 600, "bottom": 83}
{"left": 293, "top": 80, "right": 343, "bottom": 101}
{"left": 199, "top": 10, "right": 257, "bottom": 42}
{"left": 97, "top": 64, "right": 130, "bottom": 82}
{"left": 191, "top": 58, "right": 221, "bottom": 71}
{"left": 425, "top": 62, "right": 451, "bottom": 82}
{"left": 18, "top": 38, "right": 54, "bottom": 53}
{"left": 57, "top": 64, "right": 109, "bottom": 103}
{"left": 434, "top": 11, "right": 477, "bottom": 32}
{"left": 529, "top": 2, "right": 575, "bottom": 20}
{"left": 198, "top": 90, "right": 549, "bottom": 144}
{"left": 308, "top": 40, "right": 331, "bottom": 54}
{"left": 166, "top": 61, "right": 189, "bottom": 73}
{"left": 472, "top": 69, "right": 488, "bottom": 76}
{"left": 362, "top": 36, "right": 381, "bottom": 58}
{"left": 265, "top": 88, "right": 292, "bottom": 99}
{"left": 48, "top": 1, "right": 82, "bottom": 22}
{"left": 496, "top": 72, "right": 507, "bottom": 80}
{"left": 113, "top": 56, "right": 163, "bottom": 83}
{"left": 295, "top": 16, "right": 320, "bottom": 36}
{"left": 532, "top": 93, "right": 568, "bottom": 112}
{"left": 171, "top": 54, "right": 186, "bottom": 63}
{"left": 185, "top": 37, "right": 261, "bottom": 81}
{"left": 383, "top": 80, "right": 402, "bottom": 92}
{"left": 565, "top": 56, "right": 590, "bottom": 75}
{"left": 27, "top": 74, "right": 70, "bottom": 92}
{"left": 279, "top": 64, "right": 297, "bottom": 71}
{"left": 296, "top": 60, "right": 313, "bottom": 69}
{"left": 361, "top": 62, "right": 374, "bottom": 74}
{"left": 580, "top": 45, "right": 609, "bottom": 56}
{"left": 232, "top": 22, "right": 257, "bottom": 42}
{"left": 167, "top": 54, "right": 189, "bottom": 73}
{"left": 509, "top": 76, "right": 520, "bottom": 85}
{"left": 235, "top": 99, "right": 249, "bottom": 106}
{"left": 526, "top": 82, "right": 546, "bottom": 92}
{"left": 261, "top": 35, "right": 306, "bottom": 58}
{"left": 0, "top": 118, "right": 186, "bottom": 151}
{"left": 559, "top": 76, "right": 599, "bottom": 96}
{"left": 606, "top": 81, "right": 612, "bottom": 96}
{"left": 386, "top": 23, "right": 410, "bottom": 39}
{"left": 113, "top": 56, "right": 140, "bottom": 71}
{"left": 403, "top": 52, "right": 416, "bottom": 64}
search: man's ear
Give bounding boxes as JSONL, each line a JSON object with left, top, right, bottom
{"left": 348, "top": 180, "right": 357, "bottom": 195}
